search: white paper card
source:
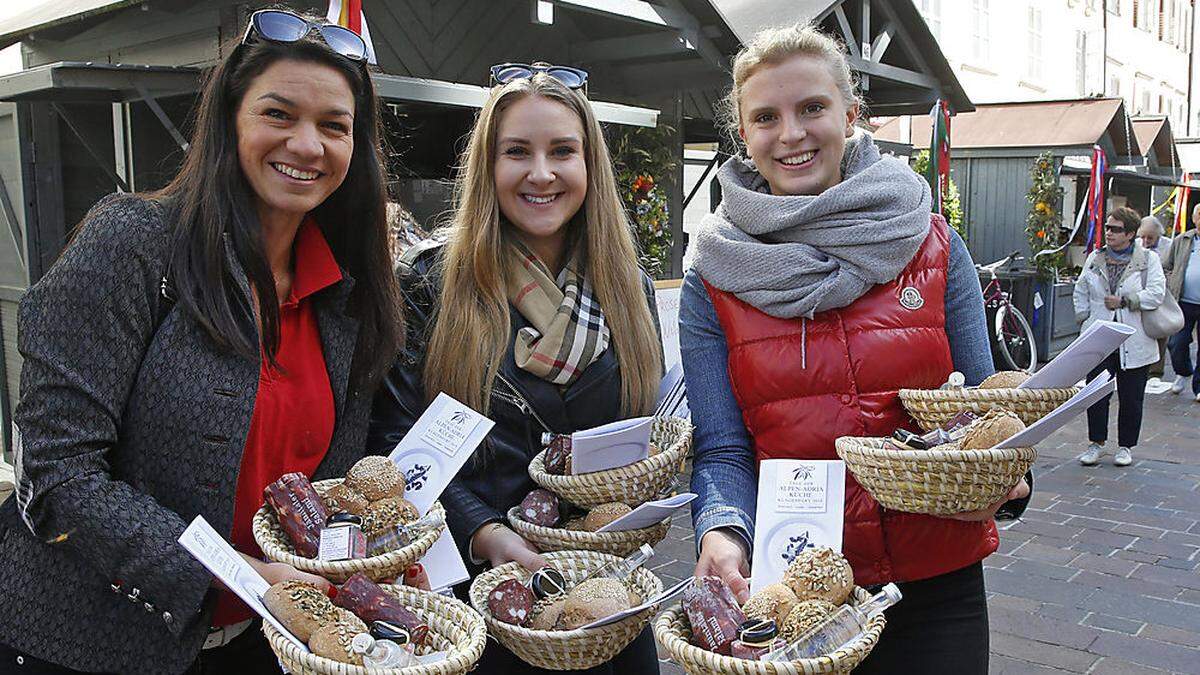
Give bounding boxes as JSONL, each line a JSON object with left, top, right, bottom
{"left": 581, "top": 577, "right": 694, "bottom": 630}
{"left": 388, "top": 392, "right": 495, "bottom": 514}
{"left": 999, "top": 372, "right": 1116, "bottom": 448}
{"left": 1021, "top": 320, "right": 1134, "bottom": 389}
{"left": 749, "top": 460, "right": 846, "bottom": 595}
{"left": 570, "top": 416, "right": 653, "bottom": 475}
{"left": 423, "top": 530, "right": 471, "bottom": 592}
{"left": 655, "top": 363, "right": 689, "bottom": 419}
{"left": 178, "top": 516, "right": 307, "bottom": 651}
{"left": 596, "top": 493, "right": 696, "bottom": 532}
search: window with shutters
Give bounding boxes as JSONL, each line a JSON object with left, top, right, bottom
{"left": 1027, "top": 6, "right": 1043, "bottom": 80}
{"left": 972, "top": 0, "right": 991, "bottom": 60}
{"left": 1076, "top": 31, "right": 1088, "bottom": 95}
{"left": 918, "top": 0, "right": 943, "bottom": 40}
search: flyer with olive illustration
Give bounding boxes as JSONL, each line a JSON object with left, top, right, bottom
{"left": 749, "top": 459, "right": 846, "bottom": 595}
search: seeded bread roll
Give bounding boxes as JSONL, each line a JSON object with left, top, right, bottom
{"left": 780, "top": 599, "right": 837, "bottom": 641}
{"left": 325, "top": 483, "right": 369, "bottom": 516}
{"left": 262, "top": 580, "right": 339, "bottom": 643}
{"left": 783, "top": 547, "right": 854, "bottom": 605}
{"left": 563, "top": 517, "right": 587, "bottom": 531}
{"left": 583, "top": 502, "right": 632, "bottom": 532}
{"left": 558, "top": 578, "right": 632, "bottom": 630}
{"left": 308, "top": 609, "right": 369, "bottom": 665}
{"left": 529, "top": 596, "right": 567, "bottom": 631}
{"left": 344, "top": 456, "right": 406, "bottom": 501}
{"left": 960, "top": 409, "right": 1026, "bottom": 451}
{"left": 362, "top": 497, "right": 420, "bottom": 537}
{"left": 741, "top": 582, "right": 798, "bottom": 626}
{"left": 978, "top": 370, "right": 1030, "bottom": 389}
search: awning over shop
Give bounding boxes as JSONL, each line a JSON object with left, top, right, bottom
{"left": 1059, "top": 162, "right": 1200, "bottom": 189}
{"left": 0, "top": 61, "right": 658, "bottom": 127}
{"left": 1131, "top": 116, "right": 1179, "bottom": 169}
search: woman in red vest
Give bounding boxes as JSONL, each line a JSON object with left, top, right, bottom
{"left": 681, "top": 23, "right": 1028, "bottom": 673}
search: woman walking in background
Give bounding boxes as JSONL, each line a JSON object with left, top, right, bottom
{"left": 1075, "top": 206, "right": 1166, "bottom": 467}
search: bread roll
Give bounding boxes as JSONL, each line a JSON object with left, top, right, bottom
{"left": 325, "top": 483, "right": 369, "bottom": 516}
{"left": 741, "top": 583, "right": 798, "bottom": 625}
{"left": 362, "top": 497, "right": 420, "bottom": 537}
{"left": 780, "top": 599, "right": 837, "bottom": 641}
{"left": 529, "top": 596, "right": 567, "bottom": 631}
{"left": 978, "top": 371, "right": 1030, "bottom": 389}
{"left": 783, "top": 547, "right": 854, "bottom": 605}
{"left": 308, "top": 609, "right": 368, "bottom": 665}
{"left": 583, "top": 502, "right": 632, "bottom": 532}
{"left": 262, "top": 580, "right": 339, "bottom": 643}
{"left": 960, "top": 410, "right": 1026, "bottom": 451}
{"left": 558, "top": 578, "right": 632, "bottom": 630}
{"left": 344, "top": 456, "right": 406, "bottom": 501}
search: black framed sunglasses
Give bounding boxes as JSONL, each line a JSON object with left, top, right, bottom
{"left": 242, "top": 9, "right": 368, "bottom": 63}
{"left": 490, "top": 62, "right": 588, "bottom": 92}
{"left": 1105, "top": 224, "right": 1132, "bottom": 234}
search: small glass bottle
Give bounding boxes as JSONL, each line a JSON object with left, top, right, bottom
{"left": 762, "top": 583, "right": 902, "bottom": 662}
{"left": 364, "top": 509, "right": 445, "bottom": 557}
{"left": 350, "top": 633, "right": 418, "bottom": 668}
{"left": 578, "top": 544, "right": 653, "bottom": 585}
{"left": 729, "top": 618, "right": 784, "bottom": 660}
{"left": 940, "top": 371, "right": 966, "bottom": 390}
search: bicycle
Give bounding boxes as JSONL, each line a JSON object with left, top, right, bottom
{"left": 976, "top": 251, "right": 1038, "bottom": 372}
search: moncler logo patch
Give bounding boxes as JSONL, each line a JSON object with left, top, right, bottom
{"left": 899, "top": 286, "right": 925, "bottom": 311}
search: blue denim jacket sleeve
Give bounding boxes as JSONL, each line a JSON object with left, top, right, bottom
{"left": 680, "top": 269, "right": 758, "bottom": 556}
{"left": 945, "top": 229, "right": 996, "bottom": 385}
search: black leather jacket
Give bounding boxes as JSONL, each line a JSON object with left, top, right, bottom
{"left": 366, "top": 239, "right": 661, "bottom": 573}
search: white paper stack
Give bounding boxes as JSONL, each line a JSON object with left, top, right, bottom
{"left": 569, "top": 416, "right": 654, "bottom": 474}
{"left": 998, "top": 372, "right": 1117, "bottom": 448}
{"left": 749, "top": 460, "right": 846, "bottom": 595}
{"left": 1020, "top": 321, "right": 1134, "bottom": 389}
{"left": 595, "top": 493, "right": 696, "bottom": 533}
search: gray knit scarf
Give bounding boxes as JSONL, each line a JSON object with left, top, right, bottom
{"left": 689, "top": 130, "right": 932, "bottom": 319}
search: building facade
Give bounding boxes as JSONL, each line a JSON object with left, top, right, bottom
{"left": 916, "top": 0, "right": 1195, "bottom": 133}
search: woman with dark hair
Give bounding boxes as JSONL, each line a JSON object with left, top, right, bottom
{"left": 1075, "top": 206, "right": 1166, "bottom": 467}
{"left": 0, "top": 9, "right": 403, "bottom": 674}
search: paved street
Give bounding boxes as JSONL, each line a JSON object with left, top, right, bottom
{"left": 647, "top": 371, "right": 1200, "bottom": 675}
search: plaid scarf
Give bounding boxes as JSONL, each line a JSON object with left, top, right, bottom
{"left": 506, "top": 240, "right": 610, "bottom": 385}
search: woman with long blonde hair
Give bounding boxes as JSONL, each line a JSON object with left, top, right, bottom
{"left": 369, "top": 64, "right": 663, "bottom": 674}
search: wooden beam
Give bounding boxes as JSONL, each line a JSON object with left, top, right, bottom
{"left": 552, "top": 0, "right": 672, "bottom": 27}
{"left": 570, "top": 32, "right": 690, "bottom": 63}
{"left": 860, "top": 0, "right": 871, "bottom": 61}
{"left": 848, "top": 56, "right": 938, "bottom": 89}
{"left": 871, "top": 23, "right": 895, "bottom": 63}
{"left": 833, "top": 5, "right": 860, "bottom": 57}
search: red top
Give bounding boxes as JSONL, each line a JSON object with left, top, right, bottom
{"left": 212, "top": 219, "right": 342, "bottom": 626}
{"left": 705, "top": 215, "right": 998, "bottom": 586}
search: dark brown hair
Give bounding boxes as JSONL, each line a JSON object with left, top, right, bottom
{"left": 154, "top": 21, "right": 402, "bottom": 388}
{"left": 1109, "top": 206, "right": 1141, "bottom": 234}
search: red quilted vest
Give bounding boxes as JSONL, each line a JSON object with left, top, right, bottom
{"left": 704, "top": 215, "right": 997, "bottom": 585}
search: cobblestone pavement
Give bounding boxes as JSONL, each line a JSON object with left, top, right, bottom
{"left": 646, "top": 372, "right": 1200, "bottom": 675}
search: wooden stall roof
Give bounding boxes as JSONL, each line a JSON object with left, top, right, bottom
{"left": 0, "top": 0, "right": 137, "bottom": 50}
{"left": 874, "top": 98, "right": 1133, "bottom": 152}
{"left": 1131, "top": 116, "right": 1179, "bottom": 168}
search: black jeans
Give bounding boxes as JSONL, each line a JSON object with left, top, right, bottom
{"left": 471, "top": 626, "right": 659, "bottom": 675}
{"left": 1086, "top": 351, "right": 1149, "bottom": 448}
{"left": 853, "top": 562, "right": 989, "bottom": 674}
{"left": 1167, "top": 300, "right": 1200, "bottom": 394}
{"left": 0, "top": 621, "right": 280, "bottom": 675}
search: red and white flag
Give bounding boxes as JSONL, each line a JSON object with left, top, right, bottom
{"left": 327, "top": 0, "right": 377, "bottom": 64}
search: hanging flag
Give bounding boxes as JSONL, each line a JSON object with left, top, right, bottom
{"left": 928, "top": 99, "right": 951, "bottom": 215}
{"left": 1174, "top": 173, "right": 1191, "bottom": 235}
{"left": 1083, "top": 145, "right": 1108, "bottom": 252}
{"left": 327, "top": 0, "right": 377, "bottom": 64}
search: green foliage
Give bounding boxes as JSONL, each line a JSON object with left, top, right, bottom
{"left": 1024, "top": 151, "right": 1068, "bottom": 278}
{"left": 610, "top": 123, "right": 679, "bottom": 278}
{"left": 911, "top": 150, "right": 965, "bottom": 241}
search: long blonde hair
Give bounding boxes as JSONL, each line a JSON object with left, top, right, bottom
{"left": 423, "top": 74, "right": 662, "bottom": 417}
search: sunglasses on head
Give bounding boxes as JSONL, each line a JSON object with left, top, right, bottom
{"left": 243, "top": 9, "right": 368, "bottom": 63}
{"left": 490, "top": 62, "right": 588, "bottom": 92}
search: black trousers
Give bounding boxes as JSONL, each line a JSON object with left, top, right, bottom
{"left": 0, "top": 621, "right": 281, "bottom": 675}
{"left": 852, "top": 562, "right": 989, "bottom": 675}
{"left": 1085, "top": 351, "right": 1149, "bottom": 448}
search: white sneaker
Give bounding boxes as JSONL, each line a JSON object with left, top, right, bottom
{"left": 1114, "top": 447, "right": 1133, "bottom": 466}
{"left": 1079, "top": 443, "right": 1102, "bottom": 466}
{"left": 1194, "top": 391, "right": 1200, "bottom": 403}
{"left": 1172, "top": 375, "right": 1188, "bottom": 394}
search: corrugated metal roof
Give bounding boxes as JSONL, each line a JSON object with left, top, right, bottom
{"left": 874, "top": 98, "right": 1130, "bottom": 150}
{"left": 0, "top": 1, "right": 140, "bottom": 50}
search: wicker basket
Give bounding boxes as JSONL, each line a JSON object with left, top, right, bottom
{"left": 528, "top": 417, "right": 692, "bottom": 509}
{"left": 468, "top": 550, "right": 664, "bottom": 670}
{"left": 835, "top": 437, "right": 1036, "bottom": 516}
{"left": 653, "top": 587, "right": 885, "bottom": 674}
{"left": 506, "top": 506, "right": 670, "bottom": 556}
{"left": 898, "top": 386, "right": 1079, "bottom": 431}
{"left": 253, "top": 478, "right": 444, "bottom": 583}
{"left": 263, "top": 584, "right": 487, "bottom": 675}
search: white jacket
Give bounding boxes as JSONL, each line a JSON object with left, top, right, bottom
{"left": 1073, "top": 244, "right": 1166, "bottom": 369}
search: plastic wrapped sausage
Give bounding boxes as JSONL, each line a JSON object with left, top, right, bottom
{"left": 683, "top": 576, "right": 747, "bottom": 655}
{"left": 334, "top": 573, "right": 429, "bottom": 646}
{"left": 264, "top": 472, "right": 329, "bottom": 558}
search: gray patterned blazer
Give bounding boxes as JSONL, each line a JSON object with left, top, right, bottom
{"left": 0, "top": 193, "right": 372, "bottom": 673}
